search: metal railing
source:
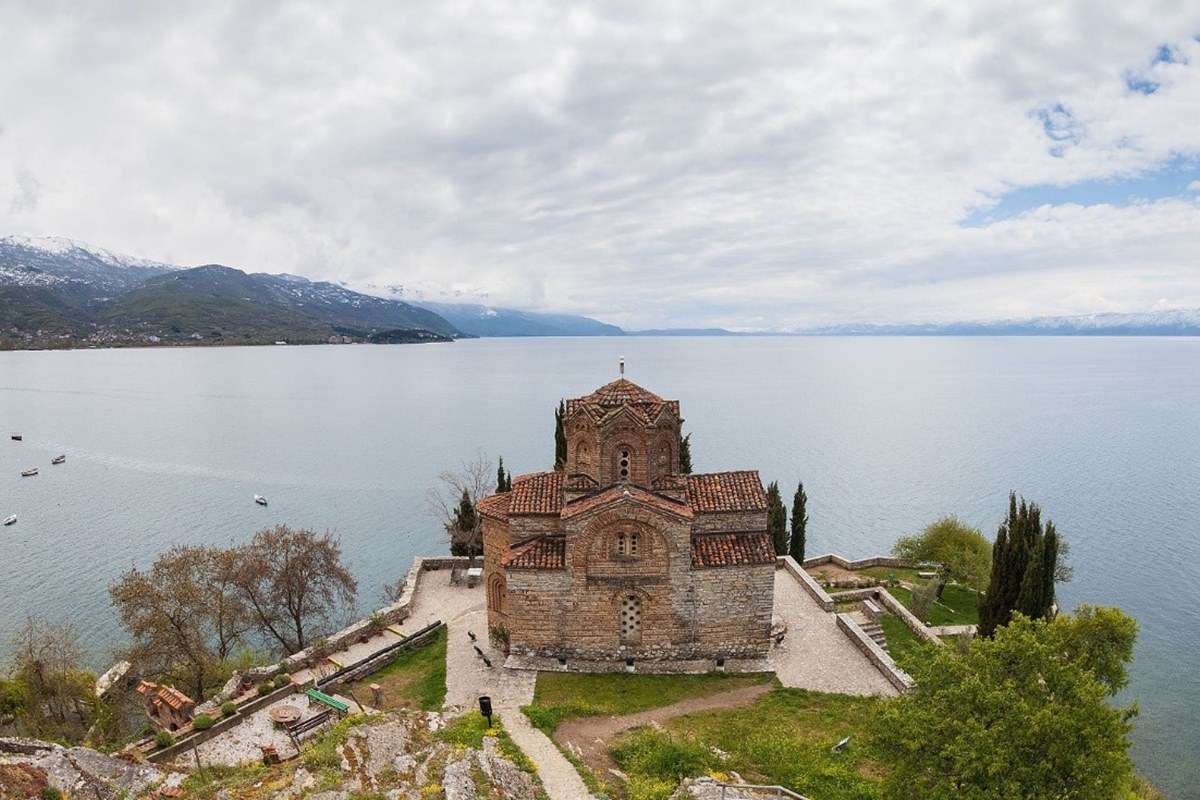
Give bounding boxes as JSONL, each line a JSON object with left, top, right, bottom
{"left": 716, "top": 781, "right": 810, "bottom": 800}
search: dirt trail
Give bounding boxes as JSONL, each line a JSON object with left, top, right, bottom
{"left": 554, "top": 683, "right": 774, "bottom": 778}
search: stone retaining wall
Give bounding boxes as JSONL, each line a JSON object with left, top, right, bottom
{"left": 803, "top": 553, "right": 914, "bottom": 571}
{"left": 776, "top": 556, "right": 833, "bottom": 611}
{"left": 829, "top": 587, "right": 944, "bottom": 646}
{"left": 835, "top": 613, "right": 914, "bottom": 693}
{"left": 320, "top": 622, "right": 445, "bottom": 691}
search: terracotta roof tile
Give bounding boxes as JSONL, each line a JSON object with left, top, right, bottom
{"left": 476, "top": 491, "right": 512, "bottom": 522}
{"left": 508, "top": 471, "right": 564, "bottom": 515}
{"left": 504, "top": 536, "right": 566, "bottom": 569}
{"left": 686, "top": 471, "right": 768, "bottom": 513}
{"left": 565, "top": 378, "right": 680, "bottom": 425}
{"left": 692, "top": 532, "right": 776, "bottom": 567}
{"left": 158, "top": 685, "right": 194, "bottom": 710}
{"left": 561, "top": 484, "right": 693, "bottom": 519}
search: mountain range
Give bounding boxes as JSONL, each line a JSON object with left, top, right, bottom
{"left": 3, "top": 235, "right": 1199, "bottom": 347}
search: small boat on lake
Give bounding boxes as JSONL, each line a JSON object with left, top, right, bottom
{"left": 254, "top": 494, "right": 268, "bottom": 506}
{"left": 21, "top": 468, "right": 38, "bottom": 477}
{"left": 3, "top": 515, "right": 15, "bottom": 526}
{"left": 51, "top": 455, "right": 66, "bottom": 465}
{"left": 10, "top": 434, "right": 21, "bottom": 441}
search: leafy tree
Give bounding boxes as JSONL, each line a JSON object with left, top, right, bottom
{"left": 111, "top": 547, "right": 224, "bottom": 698}
{"left": 554, "top": 399, "right": 567, "bottom": 469}
{"left": 679, "top": 432, "right": 693, "bottom": 474}
{"left": 893, "top": 516, "right": 991, "bottom": 598}
{"left": 789, "top": 481, "right": 807, "bottom": 563}
{"left": 766, "top": 481, "right": 787, "bottom": 555}
{"left": 873, "top": 609, "right": 1137, "bottom": 800}
{"left": 232, "top": 525, "right": 357, "bottom": 655}
{"left": 7, "top": 617, "right": 95, "bottom": 737}
{"left": 979, "top": 494, "right": 1068, "bottom": 637}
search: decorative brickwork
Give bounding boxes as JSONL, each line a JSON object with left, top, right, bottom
{"left": 482, "top": 376, "right": 773, "bottom": 665}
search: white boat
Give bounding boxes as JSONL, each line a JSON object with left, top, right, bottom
{"left": 20, "top": 468, "right": 38, "bottom": 477}
{"left": 254, "top": 494, "right": 268, "bottom": 506}
{"left": 3, "top": 515, "right": 15, "bottom": 526}
{"left": 51, "top": 454, "right": 66, "bottom": 465}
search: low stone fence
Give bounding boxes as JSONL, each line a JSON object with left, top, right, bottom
{"left": 803, "top": 553, "right": 914, "bottom": 571}
{"left": 835, "top": 613, "right": 914, "bottom": 693}
{"left": 319, "top": 621, "right": 445, "bottom": 692}
{"left": 776, "top": 555, "right": 833, "bottom": 612}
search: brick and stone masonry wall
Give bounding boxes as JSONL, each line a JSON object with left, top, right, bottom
{"left": 835, "top": 613, "right": 914, "bottom": 693}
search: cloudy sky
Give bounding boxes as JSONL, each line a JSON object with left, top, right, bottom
{"left": 2, "top": 2, "right": 1199, "bottom": 329}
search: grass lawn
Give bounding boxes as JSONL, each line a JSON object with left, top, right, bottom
{"left": 610, "top": 689, "right": 884, "bottom": 800}
{"left": 857, "top": 566, "right": 924, "bottom": 584}
{"left": 344, "top": 626, "right": 447, "bottom": 711}
{"left": 522, "top": 670, "right": 777, "bottom": 735}
{"left": 878, "top": 613, "right": 935, "bottom": 674}
{"left": 888, "top": 583, "right": 980, "bottom": 626}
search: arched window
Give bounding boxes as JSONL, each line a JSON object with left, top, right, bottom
{"left": 616, "top": 530, "right": 640, "bottom": 557}
{"left": 577, "top": 441, "right": 590, "bottom": 466}
{"left": 619, "top": 595, "right": 642, "bottom": 644}
{"left": 619, "top": 448, "right": 631, "bottom": 480}
{"left": 488, "top": 574, "right": 505, "bottom": 612}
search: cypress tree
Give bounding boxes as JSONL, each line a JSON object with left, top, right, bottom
{"left": 789, "top": 481, "right": 808, "bottom": 563}
{"left": 554, "top": 400, "right": 567, "bottom": 470}
{"left": 767, "top": 481, "right": 788, "bottom": 555}
{"left": 979, "top": 492, "right": 1064, "bottom": 637}
{"left": 449, "top": 488, "right": 479, "bottom": 556}
{"left": 679, "top": 432, "right": 693, "bottom": 474}
{"left": 496, "top": 457, "right": 508, "bottom": 493}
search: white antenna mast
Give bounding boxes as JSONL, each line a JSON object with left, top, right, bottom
{"left": 619, "top": 357, "right": 625, "bottom": 376}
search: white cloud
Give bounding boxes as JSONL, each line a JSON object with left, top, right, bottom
{"left": 2, "top": 1, "right": 1200, "bottom": 328}
{"left": 1188, "top": 180, "right": 1200, "bottom": 191}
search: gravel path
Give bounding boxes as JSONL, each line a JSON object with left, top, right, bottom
{"left": 769, "top": 569, "right": 898, "bottom": 696}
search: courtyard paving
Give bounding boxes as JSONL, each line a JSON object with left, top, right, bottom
{"left": 769, "top": 568, "right": 898, "bottom": 696}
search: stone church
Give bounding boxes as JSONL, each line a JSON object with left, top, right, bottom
{"left": 478, "top": 374, "right": 775, "bottom": 669}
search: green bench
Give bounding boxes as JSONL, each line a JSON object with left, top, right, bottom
{"left": 304, "top": 688, "right": 350, "bottom": 715}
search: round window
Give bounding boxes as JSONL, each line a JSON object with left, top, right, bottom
{"left": 619, "top": 449, "right": 630, "bottom": 478}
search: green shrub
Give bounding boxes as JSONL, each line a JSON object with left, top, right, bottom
{"left": 154, "top": 730, "right": 175, "bottom": 748}
{"left": 41, "top": 788, "right": 63, "bottom": 800}
{"left": 221, "top": 701, "right": 237, "bottom": 717}
{"left": 192, "top": 714, "right": 214, "bottom": 731}
{"left": 275, "top": 674, "right": 292, "bottom": 690}
{"left": 257, "top": 682, "right": 274, "bottom": 697}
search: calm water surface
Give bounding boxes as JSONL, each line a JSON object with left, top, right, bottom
{"left": 1, "top": 337, "right": 1197, "bottom": 796}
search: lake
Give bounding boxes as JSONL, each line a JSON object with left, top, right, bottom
{"left": 1, "top": 337, "right": 1197, "bottom": 796}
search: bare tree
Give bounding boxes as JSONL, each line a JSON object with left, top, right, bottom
{"left": 232, "top": 525, "right": 357, "bottom": 655}
{"left": 426, "top": 451, "right": 494, "bottom": 556}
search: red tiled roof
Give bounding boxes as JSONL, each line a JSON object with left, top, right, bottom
{"left": 136, "top": 680, "right": 193, "bottom": 709}
{"left": 565, "top": 378, "right": 680, "bottom": 425}
{"left": 692, "top": 532, "right": 776, "bottom": 567}
{"left": 561, "top": 484, "right": 693, "bottom": 520}
{"left": 476, "top": 491, "right": 512, "bottom": 522}
{"left": 686, "top": 471, "right": 768, "bottom": 513}
{"left": 508, "top": 471, "right": 564, "bottom": 515}
{"left": 504, "top": 536, "right": 566, "bottom": 569}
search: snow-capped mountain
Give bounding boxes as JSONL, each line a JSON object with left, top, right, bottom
{"left": 0, "top": 235, "right": 176, "bottom": 292}
{"left": 802, "top": 309, "right": 1200, "bottom": 336}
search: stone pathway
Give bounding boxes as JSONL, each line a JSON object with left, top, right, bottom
{"left": 500, "top": 708, "right": 596, "bottom": 800}
{"left": 769, "top": 569, "right": 898, "bottom": 696}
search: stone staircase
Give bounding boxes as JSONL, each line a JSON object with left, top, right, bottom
{"left": 851, "top": 612, "right": 889, "bottom": 652}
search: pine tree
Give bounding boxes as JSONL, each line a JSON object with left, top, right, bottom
{"left": 767, "top": 481, "right": 788, "bottom": 555}
{"left": 496, "top": 456, "right": 508, "bottom": 493}
{"left": 789, "top": 481, "right": 808, "bottom": 563}
{"left": 678, "top": 432, "right": 693, "bottom": 474}
{"left": 554, "top": 400, "right": 567, "bottom": 470}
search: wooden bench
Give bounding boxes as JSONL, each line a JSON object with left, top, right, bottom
{"left": 285, "top": 709, "right": 335, "bottom": 751}
{"left": 305, "top": 688, "right": 350, "bottom": 715}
